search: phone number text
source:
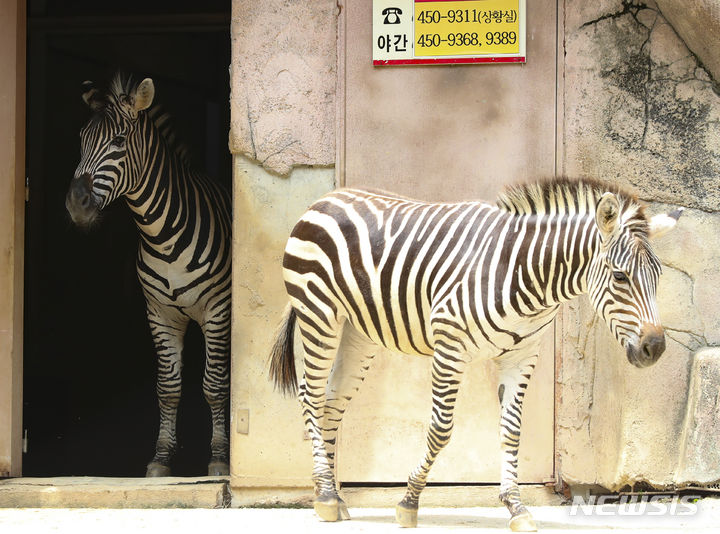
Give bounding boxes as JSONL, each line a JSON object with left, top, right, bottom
{"left": 417, "top": 31, "right": 517, "bottom": 48}
{"left": 417, "top": 9, "right": 518, "bottom": 25}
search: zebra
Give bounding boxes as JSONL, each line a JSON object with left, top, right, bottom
{"left": 65, "top": 73, "right": 232, "bottom": 477}
{"left": 269, "top": 178, "right": 681, "bottom": 531}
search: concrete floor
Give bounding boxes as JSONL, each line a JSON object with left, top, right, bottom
{"left": 1, "top": 498, "right": 720, "bottom": 534}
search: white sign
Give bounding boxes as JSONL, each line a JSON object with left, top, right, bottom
{"left": 373, "top": 0, "right": 526, "bottom": 66}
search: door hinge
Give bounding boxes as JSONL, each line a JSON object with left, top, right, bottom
{"left": 22, "top": 429, "right": 28, "bottom": 453}
{"left": 25, "top": 176, "right": 30, "bottom": 203}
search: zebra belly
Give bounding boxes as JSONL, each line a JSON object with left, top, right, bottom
{"left": 136, "top": 252, "right": 230, "bottom": 323}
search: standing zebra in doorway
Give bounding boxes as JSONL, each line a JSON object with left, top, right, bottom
{"left": 269, "top": 178, "right": 681, "bottom": 531}
{"left": 66, "top": 73, "right": 232, "bottom": 476}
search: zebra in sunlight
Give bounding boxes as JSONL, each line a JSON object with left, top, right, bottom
{"left": 269, "top": 178, "right": 681, "bottom": 531}
{"left": 66, "top": 73, "right": 232, "bottom": 477}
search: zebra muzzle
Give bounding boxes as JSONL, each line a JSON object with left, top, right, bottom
{"left": 627, "top": 324, "right": 666, "bottom": 368}
{"left": 66, "top": 173, "right": 99, "bottom": 227}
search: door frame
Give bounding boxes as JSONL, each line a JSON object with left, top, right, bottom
{"left": 0, "top": 0, "right": 26, "bottom": 478}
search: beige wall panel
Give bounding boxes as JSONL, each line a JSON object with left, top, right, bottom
{"left": 344, "top": 0, "right": 558, "bottom": 201}
{"left": 338, "top": 331, "right": 554, "bottom": 483}
{"left": 337, "top": 0, "right": 558, "bottom": 483}
{"left": 230, "top": 157, "right": 334, "bottom": 487}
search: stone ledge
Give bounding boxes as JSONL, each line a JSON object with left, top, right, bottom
{"left": 0, "top": 477, "right": 230, "bottom": 509}
{"left": 676, "top": 348, "right": 720, "bottom": 486}
{"left": 230, "top": 484, "right": 562, "bottom": 509}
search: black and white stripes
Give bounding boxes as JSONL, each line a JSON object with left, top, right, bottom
{"left": 270, "top": 178, "right": 679, "bottom": 530}
{"left": 66, "top": 73, "right": 232, "bottom": 477}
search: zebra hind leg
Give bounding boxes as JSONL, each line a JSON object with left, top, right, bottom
{"left": 201, "top": 309, "right": 231, "bottom": 476}
{"left": 145, "top": 310, "right": 190, "bottom": 477}
{"left": 496, "top": 353, "right": 539, "bottom": 532}
{"left": 297, "top": 318, "right": 348, "bottom": 522}
{"left": 321, "top": 325, "right": 378, "bottom": 520}
{"left": 396, "top": 350, "right": 467, "bottom": 527}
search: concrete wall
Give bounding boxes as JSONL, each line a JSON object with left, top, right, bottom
{"left": 227, "top": 0, "right": 560, "bottom": 491}
{"left": 342, "top": 0, "right": 559, "bottom": 201}
{"left": 231, "top": 159, "right": 334, "bottom": 492}
{"left": 228, "top": 0, "right": 720, "bottom": 493}
{"left": 228, "top": 0, "right": 337, "bottom": 492}
{"left": 229, "top": 0, "right": 338, "bottom": 177}
{"left": 557, "top": 0, "right": 720, "bottom": 491}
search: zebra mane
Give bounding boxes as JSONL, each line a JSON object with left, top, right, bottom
{"left": 496, "top": 177, "right": 647, "bottom": 226}
{"left": 106, "top": 72, "right": 192, "bottom": 167}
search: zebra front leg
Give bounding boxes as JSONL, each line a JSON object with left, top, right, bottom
{"left": 297, "top": 320, "right": 345, "bottom": 522}
{"left": 397, "top": 350, "right": 466, "bottom": 527}
{"left": 496, "top": 353, "right": 539, "bottom": 532}
{"left": 146, "top": 311, "right": 189, "bottom": 477}
{"left": 321, "top": 325, "right": 378, "bottom": 520}
{"left": 202, "top": 309, "right": 231, "bottom": 476}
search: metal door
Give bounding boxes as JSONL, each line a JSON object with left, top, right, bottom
{"left": 337, "top": 0, "right": 559, "bottom": 483}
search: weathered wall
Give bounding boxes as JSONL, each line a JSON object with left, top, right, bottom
{"left": 337, "top": 0, "right": 559, "bottom": 485}
{"left": 655, "top": 0, "right": 720, "bottom": 87}
{"left": 229, "top": 0, "right": 337, "bottom": 490}
{"left": 343, "top": 0, "right": 558, "bottom": 202}
{"left": 231, "top": 158, "right": 334, "bottom": 491}
{"left": 558, "top": 0, "right": 720, "bottom": 490}
{"left": 229, "top": 0, "right": 338, "bottom": 176}
{"left": 227, "top": 0, "right": 720, "bottom": 493}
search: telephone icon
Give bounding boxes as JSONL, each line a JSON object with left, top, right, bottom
{"left": 382, "top": 7, "right": 402, "bottom": 25}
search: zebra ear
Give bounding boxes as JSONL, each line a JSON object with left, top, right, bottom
{"left": 596, "top": 192, "right": 620, "bottom": 239}
{"left": 81, "top": 80, "right": 104, "bottom": 111}
{"left": 133, "top": 78, "right": 155, "bottom": 111}
{"left": 648, "top": 208, "right": 683, "bottom": 240}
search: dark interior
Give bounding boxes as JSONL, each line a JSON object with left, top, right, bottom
{"left": 23, "top": 0, "right": 232, "bottom": 477}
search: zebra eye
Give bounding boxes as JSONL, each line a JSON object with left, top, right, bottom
{"left": 111, "top": 135, "right": 126, "bottom": 147}
{"left": 613, "top": 270, "right": 628, "bottom": 283}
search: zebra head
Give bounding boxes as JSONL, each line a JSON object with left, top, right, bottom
{"left": 66, "top": 75, "right": 155, "bottom": 227}
{"left": 587, "top": 192, "right": 681, "bottom": 368}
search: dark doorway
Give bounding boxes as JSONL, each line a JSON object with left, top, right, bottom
{"left": 24, "top": 1, "right": 231, "bottom": 477}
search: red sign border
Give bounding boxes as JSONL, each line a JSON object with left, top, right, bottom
{"left": 373, "top": 56, "right": 525, "bottom": 66}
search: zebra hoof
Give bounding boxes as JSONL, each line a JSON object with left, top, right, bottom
{"left": 145, "top": 462, "right": 171, "bottom": 477}
{"left": 338, "top": 498, "right": 351, "bottom": 520}
{"left": 395, "top": 502, "right": 418, "bottom": 528}
{"left": 314, "top": 496, "right": 349, "bottom": 522}
{"left": 207, "top": 460, "right": 230, "bottom": 476}
{"left": 509, "top": 512, "right": 537, "bottom": 532}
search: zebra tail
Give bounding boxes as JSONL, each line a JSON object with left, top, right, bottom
{"left": 268, "top": 304, "right": 298, "bottom": 396}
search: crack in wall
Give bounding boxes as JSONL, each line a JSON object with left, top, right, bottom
{"left": 578, "top": 2, "right": 720, "bottom": 211}
{"left": 246, "top": 94, "right": 257, "bottom": 160}
{"left": 580, "top": 0, "right": 649, "bottom": 29}
{"left": 666, "top": 328, "right": 708, "bottom": 352}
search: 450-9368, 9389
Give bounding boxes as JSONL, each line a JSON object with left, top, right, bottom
{"left": 416, "top": 31, "right": 517, "bottom": 48}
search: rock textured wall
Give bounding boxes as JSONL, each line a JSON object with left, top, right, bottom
{"left": 229, "top": 0, "right": 337, "bottom": 175}
{"left": 654, "top": 0, "right": 720, "bottom": 87}
{"left": 559, "top": 0, "right": 720, "bottom": 490}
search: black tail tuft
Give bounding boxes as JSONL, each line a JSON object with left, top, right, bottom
{"left": 268, "top": 304, "right": 298, "bottom": 396}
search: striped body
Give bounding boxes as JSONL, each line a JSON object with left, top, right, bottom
{"left": 67, "top": 74, "right": 231, "bottom": 476}
{"left": 270, "top": 179, "right": 678, "bottom": 528}
{"left": 285, "top": 190, "right": 573, "bottom": 360}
